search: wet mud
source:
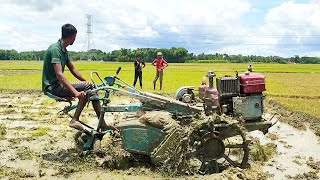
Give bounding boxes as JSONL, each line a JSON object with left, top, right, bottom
{"left": 0, "top": 92, "right": 319, "bottom": 179}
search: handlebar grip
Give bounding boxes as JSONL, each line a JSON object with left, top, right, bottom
{"left": 115, "top": 67, "right": 122, "bottom": 76}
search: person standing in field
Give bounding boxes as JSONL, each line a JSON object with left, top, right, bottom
{"left": 248, "top": 64, "right": 253, "bottom": 72}
{"left": 133, "top": 54, "right": 145, "bottom": 89}
{"left": 152, "top": 52, "right": 168, "bottom": 90}
{"left": 42, "top": 24, "right": 114, "bottom": 132}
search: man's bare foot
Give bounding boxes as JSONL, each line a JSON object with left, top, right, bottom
{"left": 69, "top": 119, "right": 84, "bottom": 131}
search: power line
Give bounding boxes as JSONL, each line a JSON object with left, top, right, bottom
{"left": 93, "top": 20, "right": 320, "bottom": 28}
{"left": 2, "top": 31, "right": 320, "bottom": 40}
{"left": 90, "top": 36, "right": 320, "bottom": 45}
{"left": 93, "top": 34, "right": 320, "bottom": 38}
{"left": 2, "top": 19, "right": 320, "bottom": 39}
{"left": 1, "top": 37, "right": 319, "bottom": 47}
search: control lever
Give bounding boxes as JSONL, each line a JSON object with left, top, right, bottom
{"left": 110, "top": 67, "right": 121, "bottom": 86}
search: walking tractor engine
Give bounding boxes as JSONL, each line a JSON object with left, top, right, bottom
{"left": 170, "top": 70, "right": 276, "bottom": 173}
{"left": 217, "top": 71, "right": 266, "bottom": 121}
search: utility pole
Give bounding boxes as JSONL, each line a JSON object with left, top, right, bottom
{"left": 86, "top": 14, "right": 93, "bottom": 51}
{"left": 84, "top": 14, "right": 96, "bottom": 60}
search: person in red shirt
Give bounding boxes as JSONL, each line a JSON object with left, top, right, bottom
{"left": 152, "top": 52, "right": 168, "bottom": 90}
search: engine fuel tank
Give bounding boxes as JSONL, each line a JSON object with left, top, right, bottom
{"left": 239, "top": 73, "right": 266, "bottom": 94}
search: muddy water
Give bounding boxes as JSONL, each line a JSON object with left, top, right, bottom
{"left": 251, "top": 115, "right": 320, "bottom": 179}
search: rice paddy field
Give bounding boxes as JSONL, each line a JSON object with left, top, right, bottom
{"left": 0, "top": 60, "right": 319, "bottom": 118}
{"left": 1, "top": 60, "right": 320, "bottom": 179}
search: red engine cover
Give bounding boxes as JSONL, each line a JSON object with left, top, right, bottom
{"left": 239, "top": 73, "right": 266, "bottom": 94}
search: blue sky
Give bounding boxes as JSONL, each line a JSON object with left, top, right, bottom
{"left": 0, "top": 0, "right": 319, "bottom": 57}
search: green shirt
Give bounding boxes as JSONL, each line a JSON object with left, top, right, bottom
{"left": 42, "top": 39, "right": 70, "bottom": 92}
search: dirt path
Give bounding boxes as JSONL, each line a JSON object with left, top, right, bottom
{"left": 0, "top": 93, "right": 319, "bottom": 179}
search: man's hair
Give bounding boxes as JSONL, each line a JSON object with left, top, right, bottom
{"left": 62, "top": 24, "right": 77, "bottom": 39}
{"left": 136, "top": 54, "right": 141, "bottom": 58}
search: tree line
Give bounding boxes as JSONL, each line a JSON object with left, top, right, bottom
{"left": 0, "top": 48, "right": 319, "bottom": 64}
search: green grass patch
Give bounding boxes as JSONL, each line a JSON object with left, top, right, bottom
{"left": 10, "top": 126, "right": 27, "bottom": 131}
{"left": 0, "top": 166, "right": 35, "bottom": 178}
{"left": 2, "top": 116, "right": 37, "bottom": 122}
{"left": 0, "top": 124, "right": 6, "bottom": 140}
{"left": 38, "top": 109, "right": 51, "bottom": 116}
{"left": 2, "top": 108, "right": 17, "bottom": 115}
{"left": 40, "top": 98, "right": 57, "bottom": 106}
{"left": 57, "top": 130, "right": 69, "bottom": 138}
{"left": 17, "top": 98, "right": 35, "bottom": 105}
{"left": 16, "top": 147, "right": 37, "bottom": 160}
{"left": 270, "top": 97, "right": 320, "bottom": 118}
{"left": 31, "top": 127, "right": 51, "bottom": 137}
{"left": 0, "top": 124, "right": 6, "bottom": 134}
{"left": 26, "top": 115, "right": 39, "bottom": 121}
{"left": 251, "top": 143, "right": 277, "bottom": 162}
{"left": 188, "top": 59, "right": 229, "bottom": 63}
{"left": 20, "top": 115, "right": 36, "bottom": 121}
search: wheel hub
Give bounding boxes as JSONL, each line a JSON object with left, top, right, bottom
{"left": 199, "top": 133, "right": 225, "bottom": 161}
{"left": 182, "top": 94, "right": 192, "bottom": 103}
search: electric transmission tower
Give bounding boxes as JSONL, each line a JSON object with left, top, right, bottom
{"left": 83, "top": 14, "right": 96, "bottom": 60}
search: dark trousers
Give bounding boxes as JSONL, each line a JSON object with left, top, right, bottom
{"left": 50, "top": 82, "right": 94, "bottom": 98}
{"left": 133, "top": 71, "right": 142, "bottom": 87}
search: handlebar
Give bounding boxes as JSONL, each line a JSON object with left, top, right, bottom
{"left": 87, "top": 66, "right": 140, "bottom": 98}
{"left": 90, "top": 71, "right": 106, "bottom": 86}
{"left": 114, "top": 67, "right": 121, "bottom": 79}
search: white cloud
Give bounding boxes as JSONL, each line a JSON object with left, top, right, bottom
{"left": 136, "top": 26, "right": 159, "bottom": 38}
{"left": 0, "top": 0, "right": 252, "bottom": 52}
{"left": 0, "top": 0, "right": 318, "bottom": 57}
{"left": 213, "top": 1, "right": 320, "bottom": 57}
{"left": 169, "top": 26, "right": 180, "bottom": 33}
{"left": 7, "top": 0, "right": 62, "bottom": 11}
{"left": 258, "top": 1, "right": 320, "bottom": 56}
{"left": 0, "top": 24, "right": 11, "bottom": 32}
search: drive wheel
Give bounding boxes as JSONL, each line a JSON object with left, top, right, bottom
{"left": 187, "top": 123, "right": 249, "bottom": 174}
{"left": 219, "top": 124, "right": 249, "bottom": 168}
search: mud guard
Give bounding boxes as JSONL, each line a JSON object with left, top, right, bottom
{"left": 118, "top": 120, "right": 166, "bottom": 155}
